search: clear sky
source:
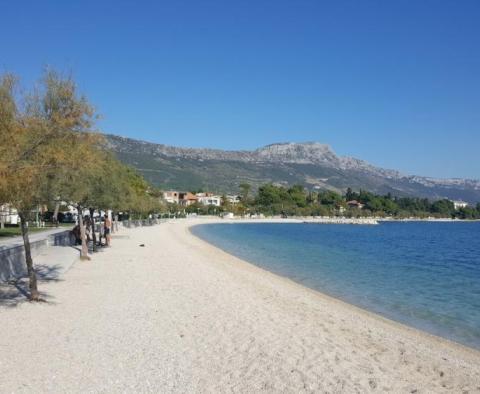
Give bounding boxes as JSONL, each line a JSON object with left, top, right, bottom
{"left": 1, "top": 0, "right": 479, "bottom": 179}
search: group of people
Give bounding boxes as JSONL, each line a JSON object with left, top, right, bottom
{"left": 72, "top": 214, "right": 112, "bottom": 247}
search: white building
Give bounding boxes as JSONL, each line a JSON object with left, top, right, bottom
{"left": 226, "top": 195, "right": 241, "bottom": 204}
{"left": 163, "top": 191, "right": 198, "bottom": 206}
{"left": 453, "top": 200, "right": 468, "bottom": 210}
{"left": 196, "top": 193, "right": 222, "bottom": 207}
{"left": 163, "top": 191, "right": 180, "bottom": 204}
{"left": 51, "top": 203, "right": 102, "bottom": 223}
{"left": 0, "top": 204, "right": 19, "bottom": 225}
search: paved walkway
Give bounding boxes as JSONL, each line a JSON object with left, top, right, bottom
{"left": 0, "top": 226, "right": 74, "bottom": 250}
{"left": 0, "top": 244, "right": 81, "bottom": 306}
{"left": 0, "top": 226, "right": 78, "bottom": 305}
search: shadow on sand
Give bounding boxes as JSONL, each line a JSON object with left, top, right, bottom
{"left": 0, "top": 264, "right": 65, "bottom": 307}
{"left": 0, "top": 241, "right": 112, "bottom": 307}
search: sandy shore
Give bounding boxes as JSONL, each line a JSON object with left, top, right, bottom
{"left": 1, "top": 219, "right": 479, "bottom": 393}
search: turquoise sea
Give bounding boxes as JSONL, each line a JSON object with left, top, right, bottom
{"left": 191, "top": 222, "right": 480, "bottom": 349}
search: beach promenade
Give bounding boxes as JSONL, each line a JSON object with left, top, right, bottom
{"left": 1, "top": 219, "right": 479, "bottom": 393}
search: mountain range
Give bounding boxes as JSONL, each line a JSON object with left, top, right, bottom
{"left": 105, "top": 134, "right": 480, "bottom": 203}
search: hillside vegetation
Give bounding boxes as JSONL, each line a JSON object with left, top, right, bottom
{"left": 106, "top": 135, "right": 480, "bottom": 203}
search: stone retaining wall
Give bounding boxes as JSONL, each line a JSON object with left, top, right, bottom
{"left": 0, "top": 230, "right": 74, "bottom": 282}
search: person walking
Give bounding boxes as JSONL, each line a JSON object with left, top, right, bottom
{"left": 104, "top": 214, "right": 112, "bottom": 247}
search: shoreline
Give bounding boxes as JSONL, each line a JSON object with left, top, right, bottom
{"left": 189, "top": 215, "right": 480, "bottom": 225}
{"left": 1, "top": 219, "right": 479, "bottom": 392}
{"left": 187, "top": 218, "right": 480, "bottom": 355}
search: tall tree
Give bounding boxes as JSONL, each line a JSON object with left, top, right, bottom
{"left": 345, "top": 187, "right": 356, "bottom": 201}
{"left": 239, "top": 183, "right": 251, "bottom": 204}
{"left": 0, "top": 70, "right": 98, "bottom": 298}
{"left": 39, "top": 70, "right": 100, "bottom": 259}
{"left": 0, "top": 73, "right": 65, "bottom": 298}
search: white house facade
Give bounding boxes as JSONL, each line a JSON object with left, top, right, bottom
{"left": 196, "top": 193, "right": 222, "bottom": 207}
{"left": 453, "top": 200, "right": 468, "bottom": 210}
{"left": 0, "top": 204, "right": 19, "bottom": 225}
{"left": 226, "top": 195, "right": 241, "bottom": 204}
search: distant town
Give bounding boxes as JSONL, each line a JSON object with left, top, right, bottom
{"left": 1, "top": 185, "right": 478, "bottom": 229}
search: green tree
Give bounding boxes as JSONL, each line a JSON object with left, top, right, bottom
{"left": 455, "top": 206, "right": 478, "bottom": 219}
{"left": 318, "top": 190, "right": 342, "bottom": 205}
{"left": 288, "top": 184, "right": 307, "bottom": 207}
{"left": 345, "top": 187, "right": 357, "bottom": 201}
{"left": 0, "top": 70, "right": 96, "bottom": 299}
{"left": 256, "top": 184, "right": 292, "bottom": 209}
{"left": 431, "top": 199, "right": 455, "bottom": 217}
{"left": 239, "top": 183, "right": 252, "bottom": 204}
{"left": 40, "top": 71, "right": 99, "bottom": 259}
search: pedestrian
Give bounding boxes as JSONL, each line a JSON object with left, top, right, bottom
{"left": 71, "top": 224, "right": 81, "bottom": 245}
{"left": 84, "top": 216, "right": 92, "bottom": 242}
{"left": 104, "top": 214, "right": 112, "bottom": 246}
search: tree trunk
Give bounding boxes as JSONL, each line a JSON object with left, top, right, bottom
{"left": 19, "top": 212, "right": 40, "bottom": 301}
{"left": 89, "top": 207, "right": 97, "bottom": 252}
{"left": 52, "top": 201, "right": 60, "bottom": 227}
{"left": 77, "top": 205, "right": 90, "bottom": 260}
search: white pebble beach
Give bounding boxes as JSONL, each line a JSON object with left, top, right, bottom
{"left": 1, "top": 219, "right": 479, "bottom": 393}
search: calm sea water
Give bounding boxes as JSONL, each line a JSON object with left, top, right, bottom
{"left": 191, "top": 222, "right": 480, "bottom": 349}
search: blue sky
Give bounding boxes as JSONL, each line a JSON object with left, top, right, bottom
{"left": 1, "top": 0, "right": 479, "bottom": 179}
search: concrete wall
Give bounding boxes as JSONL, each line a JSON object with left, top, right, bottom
{"left": 0, "top": 230, "right": 74, "bottom": 282}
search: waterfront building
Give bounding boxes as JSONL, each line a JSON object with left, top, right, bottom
{"left": 178, "top": 192, "right": 198, "bottom": 206}
{"left": 0, "top": 204, "right": 19, "bottom": 225}
{"left": 226, "top": 195, "right": 241, "bottom": 204}
{"left": 196, "top": 193, "right": 222, "bottom": 207}
{"left": 346, "top": 200, "right": 365, "bottom": 209}
{"left": 453, "top": 200, "right": 469, "bottom": 210}
{"left": 163, "top": 191, "right": 180, "bottom": 204}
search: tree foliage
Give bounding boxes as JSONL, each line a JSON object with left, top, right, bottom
{"left": 0, "top": 70, "right": 162, "bottom": 299}
{"left": 232, "top": 183, "right": 480, "bottom": 219}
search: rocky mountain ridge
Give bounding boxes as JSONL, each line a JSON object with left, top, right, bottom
{"left": 105, "top": 134, "right": 480, "bottom": 203}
